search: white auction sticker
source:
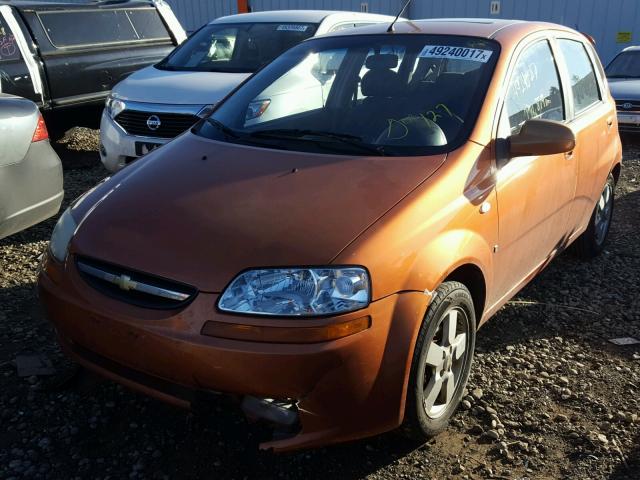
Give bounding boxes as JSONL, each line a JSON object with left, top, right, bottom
{"left": 419, "top": 45, "right": 493, "bottom": 63}
{"left": 276, "top": 24, "right": 308, "bottom": 32}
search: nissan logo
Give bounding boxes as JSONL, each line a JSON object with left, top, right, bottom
{"left": 623, "top": 102, "right": 633, "bottom": 110}
{"left": 146, "top": 115, "right": 161, "bottom": 130}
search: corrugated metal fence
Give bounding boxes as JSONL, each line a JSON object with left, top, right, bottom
{"left": 410, "top": 0, "right": 640, "bottom": 64}
{"left": 165, "top": 0, "right": 237, "bottom": 32}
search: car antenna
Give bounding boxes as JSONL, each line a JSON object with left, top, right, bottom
{"left": 387, "top": 0, "right": 411, "bottom": 33}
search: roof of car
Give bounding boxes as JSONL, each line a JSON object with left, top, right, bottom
{"left": 622, "top": 46, "right": 640, "bottom": 52}
{"left": 320, "top": 17, "right": 571, "bottom": 39}
{"left": 212, "top": 10, "right": 394, "bottom": 25}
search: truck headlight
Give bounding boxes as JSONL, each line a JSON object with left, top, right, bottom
{"left": 49, "top": 208, "right": 77, "bottom": 262}
{"left": 218, "top": 267, "right": 370, "bottom": 316}
{"left": 105, "top": 95, "right": 126, "bottom": 119}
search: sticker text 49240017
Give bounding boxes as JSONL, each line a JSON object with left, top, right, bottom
{"left": 419, "top": 45, "right": 493, "bottom": 63}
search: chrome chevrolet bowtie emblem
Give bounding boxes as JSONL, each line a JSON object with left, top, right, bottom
{"left": 146, "top": 115, "right": 161, "bottom": 130}
{"left": 623, "top": 102, "right": 633, "bottom": 109}
{"left": 116, "top": 274, "right": 136, "bottom": 291}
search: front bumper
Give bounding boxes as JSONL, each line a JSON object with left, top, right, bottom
{"left": 38, "top": 253, "right": 430, "bottom": 451}
{"left": 616, "top": 111, "right": 640, "bottom": 132}
{"left": 99, "top": 111, "right": 170, "bottom": 173}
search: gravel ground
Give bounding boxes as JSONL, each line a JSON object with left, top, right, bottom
{"left": 0, "top": 129, "right": 638, "bottom": 480}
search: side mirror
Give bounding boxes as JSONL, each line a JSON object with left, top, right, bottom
{"left": 508, "top": 119, "right": 575, "bottom": 157}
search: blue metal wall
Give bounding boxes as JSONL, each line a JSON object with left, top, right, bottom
{"left": 248, "top": 0, "right": 401, "bottom": 14}
{"left": 165, "top": 0, "right": 237, "bottom": 32}
{"left": 409, "top": 0, "right": 640, "bottom": 64}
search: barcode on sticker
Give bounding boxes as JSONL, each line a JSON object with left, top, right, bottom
{"left": 419, "top": 45, "right": 493, "bottom": 63}
{"left": 276, "top": 24, "right": 308, "bottom": 32}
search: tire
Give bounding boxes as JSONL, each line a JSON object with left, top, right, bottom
{"left": 403, "top": 281, "right": 476, "bottom": 440}
{"left": 573, "top": 173, "right": 615, "bottom": 259}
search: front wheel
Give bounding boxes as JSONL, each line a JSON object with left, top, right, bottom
{"left": 573, "top": 173, "right": 615, "bottom": 259}
{"left": 403, "top": 281, "right": 476, "bottom": 439}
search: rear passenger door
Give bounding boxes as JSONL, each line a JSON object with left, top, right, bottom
{"left": 553, "top": 36, "right": 617, "bottom": 234}
{"left": 0, "top": 10, "right": 37, "bottom": 102}
{"left": 493, "top": 37, "right": 577, "bottom": 300}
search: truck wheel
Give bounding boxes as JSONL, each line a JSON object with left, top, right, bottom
{"left": 573, "top": 174, "right": 615, "bottom": 259}
{"left": 403, "top": 281, "right": 476, "bottom": 440}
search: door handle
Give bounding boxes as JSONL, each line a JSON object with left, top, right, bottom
{"left": 565, "top": 151, "right": 574, "bottom": 160}
{"left": 606, "top": 117, "right": 614, "bottom": 127}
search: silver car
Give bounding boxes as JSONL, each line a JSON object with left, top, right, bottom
{"left": 0, "top": 94, "right": 63, "bottom": 240}
{"left": 606, "top": 46, "right": 640, "bottom": 132}
{"left": 99, "top": 10, "right": 398, "bottom": 172}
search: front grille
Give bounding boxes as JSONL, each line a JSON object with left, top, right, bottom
{"left": 615, "top": 99, "right": 640, "bottom": 112}
{"left": 115, "top": 110, "right": 200, "bottom": 138}
{"left": 76, "top": 256, "right": 197, "bottom": 309}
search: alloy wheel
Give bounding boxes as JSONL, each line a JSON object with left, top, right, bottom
{"left": 422, "top": 307, "right": 469, "bottom": 419}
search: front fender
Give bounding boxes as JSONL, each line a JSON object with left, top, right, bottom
{"left": 334, "top": 142, "right": 498, "bottom": 309}
{"left": 402, "top": 228, "right": 493, "bottom": 299}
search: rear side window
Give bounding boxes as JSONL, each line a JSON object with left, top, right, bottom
{"left": 0, "top": 17, "right": 21, "bottom": 62}
{"left": 125, "top": 9, "right": 171, "bottom": 40}
{"left": 504, "top": 40, "right": 564, "bottom": 134}
{"left": 557, "top": 39, "right": 601, "bottom": 114}
{"left": 38, "top": 8, "right": 169, "bottom": 47}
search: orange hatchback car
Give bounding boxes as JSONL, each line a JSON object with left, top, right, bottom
{"left": 39, "top": 19, "right": 621, "bottom": 451}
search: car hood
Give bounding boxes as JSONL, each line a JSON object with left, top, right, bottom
{"left": 112, "top": 65, "right": 251, "bottom": 105}
{"left": 71, "top": 133, "right": 446, "bottom": 293}
{"left": 608, "top": 78, "right": 640, "bottom": 100}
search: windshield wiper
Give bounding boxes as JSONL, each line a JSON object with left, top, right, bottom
{"left": 204, "top": 118, "right": 241, "bottom": 139}
{"left": 248, "top": 129, "right": 387, "bottom": 156}
{"left": 204, "top": 119, "right": 296, "bottom": 150}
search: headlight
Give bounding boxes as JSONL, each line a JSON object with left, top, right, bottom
{"left": 246, "top": 99, "right": 271, "bottom": 120}
{"left": 49, "top": 208, "right": 77, "bottom": 262}
{"left": 218, "top": 267, "right": 370, "bottom": 316}
{"left": 105, "top": 94, "right": 126, "bottom": 119}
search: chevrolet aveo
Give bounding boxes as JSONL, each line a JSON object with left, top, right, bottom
{"left": 39, "top": 19, "right": 621, "bottom": 451}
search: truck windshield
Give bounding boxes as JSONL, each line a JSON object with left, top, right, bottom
{"left": 195, "top": 34, "right": 499, "bottom": 156}
{"left": 157, "top": 22, "right": 318, "bottom": 73}
{"left": 606, "top": 51, "right": 640, "bottom": 78}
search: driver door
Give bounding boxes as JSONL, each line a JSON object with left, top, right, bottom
{"left": 492, "top": 38, "right": 577, "bottom": 302}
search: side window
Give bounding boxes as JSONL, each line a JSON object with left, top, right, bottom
{"left": 557, "top": 39, "right": 601, "bottom": 114}
{"left": 504, "top": 40, "right": 564, "bottom": 135}
{"left": 37, "top": 8, "right": 170, "bottom": 48}
{"left": 0, "top": 16, "right": 21, "bottom": 62}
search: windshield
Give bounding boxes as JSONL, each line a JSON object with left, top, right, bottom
{"left": 195, "top": 34, "right": 499, "bottom": 156}
{"left": 606, "top": 51, "right": 640, "bottom": 78}
{"left": 157, "top": 22, "right": 318, "bottom": 73}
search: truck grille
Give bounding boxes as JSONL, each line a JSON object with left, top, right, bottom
{"left": 615, "top": 99, "right": 640, "bottom": 112}
{"left": 76, "top": 256, "right": 197, "bottom": 309}
{"left": 115, "top": 110, "right": 200, "bottom": 138}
